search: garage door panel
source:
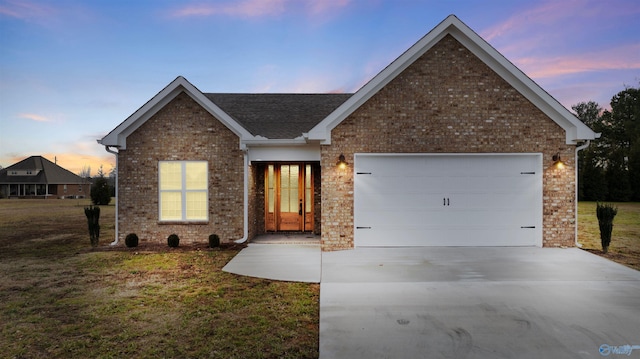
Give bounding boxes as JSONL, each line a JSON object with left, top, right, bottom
{"left": 359, "top": 175, "right": 465, "bottom": 192}
{"left": 357, "top": 208, "right": 453, "bottom": 227}
{"left": 354, "top": 154, "right": 542, "bottom": 247}
{"left": 358, "top": 192, "right": 453, "bottom": 211}
{"left": 356, "top": 226, "right": 538, "bottom": 247}
{"left": 466, "top": 191, "right": 538, "bottom": 209}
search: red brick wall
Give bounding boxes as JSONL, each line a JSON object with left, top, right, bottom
{"left": 117, "top": 92, "right": 245, "bottom": 244}
{"left": 321, "top": 35, "right": 575, "bottom": 250}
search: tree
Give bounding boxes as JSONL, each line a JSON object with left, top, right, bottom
{"left": 573, "top": 101, "right": 607, "bottom": 201}
{"left": 91, "top": 175, "right": 111, "bottom": 205}
{"left": 78, "top": 165, "right": 91, "bottom": 179}
{"left": 610, "top": 86, "right": 640, "bottom": 200}
{"left": 573, "top": 85, "right": 640, "bottom": 201}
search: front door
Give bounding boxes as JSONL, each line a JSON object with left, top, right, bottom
{"left": 265, "top": 164, "right": 314, "bottom": 232}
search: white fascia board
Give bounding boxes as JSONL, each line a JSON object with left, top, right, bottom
{"left": 448, "top": 24, "right": 597, "bottom": 144}
{"left": 306, "top": 22, "right": 449, "bottom": 144}
{"left": 248, "top": 144, "right": 320, "bottom": 162}
{"left": 307, "top": 15, "right": 596, "bottom": 145}
{"left": 243, "top": 138, "right": 309, "bottom": 146}
{"left": 99, "top": 76, "right": 254, "bottom": 150}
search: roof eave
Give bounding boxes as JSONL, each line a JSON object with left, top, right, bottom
{"left": 307, "top": 14, "right": 597, "bottom": 146}
{"left": 99, "top": 76, "right": 255, "bottom": 150}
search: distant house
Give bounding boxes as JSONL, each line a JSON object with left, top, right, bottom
{"left": 99, "top": 15, "right": 597, "bottom": 250}
{"left": 0, "top": 156, "right": 91, "bottom": 199}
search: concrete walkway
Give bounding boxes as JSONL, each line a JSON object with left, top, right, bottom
{"left": 222, "top": 234, "right": 320, "bottom": 283}
{"left": 222, "top": 244, "right": 640, "bottom": 358}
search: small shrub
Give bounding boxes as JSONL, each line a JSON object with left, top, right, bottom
{"left": 168, "top": 234, "right": 180, "bottom": 248}
{"left": 208, "top": 234, "right": 220, "bottom": 248}
{"left": 84, "top": 205, "right": 100, "bottom": 247}
{"left": 125, "top": 233, "right": 139, "bottom": 248}
{"left": 596, "top": 203, "right": 618, "bottom": 253}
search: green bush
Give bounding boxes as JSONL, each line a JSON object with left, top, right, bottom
{"left": 208, "top": 234, "right": 220, "bottom": 248}
{"left": 167, "top": 234, "right": 180, "bottom": 248}
{"left": 90, "top": 176, "right": 111, "bottom": 205}
{"left": 125, "top": 233, "right": 139, "bottom": 248}
{"left": 596, "top": 202, "right": 618, "bottom": 253}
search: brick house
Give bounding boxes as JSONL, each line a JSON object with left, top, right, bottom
{"left": 99, "top": 15, "right": 597, "bottom": 250}
{"left": 0, "top": 156, "right": 91, "bottom": 199}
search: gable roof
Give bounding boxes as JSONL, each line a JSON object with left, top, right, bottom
{"left": 99, "top": 77, "right": 255, "bottom": 150}
{"left": 0, "top": 156, "right": 86, "bottom": 184}
{"left": 205, "top": 93, "right": 351, "bottom": 139}
{"left": 99, "top": 77, "right": 352, "bottom": 149}
{"left": 100, "top": 15, "right": 597, "bottom": 150}
{"left": 306, "top": 14, "right": 598, "bottom": 145}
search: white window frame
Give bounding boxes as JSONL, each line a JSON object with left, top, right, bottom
{"left": 158, "top": 161, "right": 209, "bottom": 222}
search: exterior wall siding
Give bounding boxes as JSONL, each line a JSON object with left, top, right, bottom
{"left": 117, "top": 92, "right": 245, "bottom": 244}
{"left": 321, "top": 35, "right": 575, "bottom": 250}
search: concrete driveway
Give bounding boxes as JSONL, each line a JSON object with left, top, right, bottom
{"left": 320, "top": 247, "right": 640, "bottom": 359}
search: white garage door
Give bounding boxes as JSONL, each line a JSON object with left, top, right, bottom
{"left": 354, "top": 154, "right": 542, "bottom": 247}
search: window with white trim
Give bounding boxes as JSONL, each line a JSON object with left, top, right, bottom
{"left": 159, "top": 161, "right": 208, "bottom": 221}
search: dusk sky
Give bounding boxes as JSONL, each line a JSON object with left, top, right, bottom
{"left": 1, "top": 0, "right": 639, "bottom": 175}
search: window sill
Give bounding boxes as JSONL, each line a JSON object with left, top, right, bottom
{"left": 158, "top": 221, "right": 209, "bottom": 225}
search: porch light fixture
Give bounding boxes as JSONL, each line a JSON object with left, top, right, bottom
{"left": 337, "top": 154, "right": 348, "bottom": 169}
{"left": 552, "top": 153, "right": 565, "bottom": 169}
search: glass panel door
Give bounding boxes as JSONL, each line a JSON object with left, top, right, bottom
{"left": 264, "top": 163, "right": 314, "bottom": 232}
{"left": 278, "top": 165, "right": 301, "bottom": 231}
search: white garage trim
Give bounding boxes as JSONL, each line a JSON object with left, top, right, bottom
{"left": 354, "top": 153, "right": 543, "bottom": 247}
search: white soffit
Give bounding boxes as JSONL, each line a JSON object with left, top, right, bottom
{"left": 248, "top": 145, "right": 321, "bottom": 162}
{"left": 99, "top": 76, "right": 254, "bottom": 150}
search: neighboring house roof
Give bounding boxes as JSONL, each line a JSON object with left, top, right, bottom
{"left": 0, "top": 156, "right": 87, "bottom": 184}
{"left": 307, "top": 14, "right": 598, "bottom": 145}
{"left": 205, "top": 93, "right": 352, "bottom": 139}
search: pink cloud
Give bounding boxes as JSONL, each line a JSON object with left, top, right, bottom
{"left": 169, "top": 0, "right": 351, "bottom": 19}
{"left": 481, "top": 1, "right": 576, "bottom": 42}
{"left": 0, "top": 0, "right": 57, "bottom": 21}
{"left": 306, "top": 0, "right": 351, "bottom": 16}
{"left": 514, "top": 44, "right": 640, "bottom": 79}
{"left": 170, "top": 0, "right": 287, "bottom": 18}
{"left": 18, "top": 113, "right": 51, "bottom": 122}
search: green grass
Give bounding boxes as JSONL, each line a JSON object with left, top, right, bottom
{"left": 578, "top": 201, "right": 640, "bottom": 270}
{"left": 2, "top": 199, "right": 636, "bottom": 358}
{"left": 0, "top": 199, "right": 319, "bottom": 358}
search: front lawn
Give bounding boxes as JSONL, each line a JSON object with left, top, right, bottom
{"left": 0, "top": 199, "right": 319, "bottom": 358}
{"left": 578, "top": 201, "right": 640, "bottom": 270}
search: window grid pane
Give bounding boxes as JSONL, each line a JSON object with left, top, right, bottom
{"left": 161, "top": 192, "right": 182, "bottom": 220}
{"left": 159, "top": 161, "right": 208, "bottom": 221}
{"left": 186, "top": 191, "right": 207, "bottom": 220}
{"left": 186, "top": 162, "right": 207, "bottom": 190}
{"left": 289, "top": 165, "right": 299, "bottom": 211}
{"left": 268, "top": 165, "right": 275, "bottom": 213}
{"left": 160, "top": 162, "right": 182, "bottom": 190}
{"left": 305, "top": 165, "right": 312, "bottom": 212}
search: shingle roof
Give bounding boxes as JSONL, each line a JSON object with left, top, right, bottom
{"left": 0, "top": 156, "right": 86, "bottom": 184}
{"left": 205, "top": 93, "right": 352, "bottom": 139}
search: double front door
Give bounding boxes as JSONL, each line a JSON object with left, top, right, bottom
{"left": 265, "top": 164, "right": 314, "bottom": 232}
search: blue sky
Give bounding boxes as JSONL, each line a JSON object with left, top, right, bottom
{"left": 1, "top": 0, "right": 639, "bottom": 175}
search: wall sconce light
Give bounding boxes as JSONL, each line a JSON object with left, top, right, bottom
{"left": 552, "top": 153, "right": 565, "bottom": 169}
{"left": 336, "top": 154, "right": 347, "bottom": 169}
